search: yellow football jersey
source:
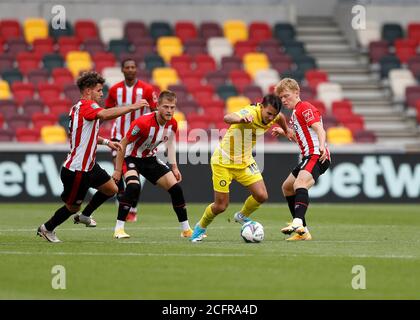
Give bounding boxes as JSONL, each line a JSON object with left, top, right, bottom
{"left": 211, "top": 103, "right": 280, "bottom": 168}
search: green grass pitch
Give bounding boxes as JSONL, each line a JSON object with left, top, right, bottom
{"left": 0, "top": 203, "right": 419, "bottom": 299}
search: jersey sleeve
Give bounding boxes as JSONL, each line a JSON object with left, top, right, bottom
{"left": 125, "top": 119, "right": 144, "bottom": 143}
{"left": 299, "top": 104, "right": 321, "bottom": 127}
{"left": 83, "top": 102, "right": 104, "bottom": 120}
{"left": 145, "top": 85, "right": 158, "bottom": 110}
{"left": 234, "top": 105, "right": 256, "bottom": 119}
{"left": 105, "top": 86, "right": 116, "bottom": 108}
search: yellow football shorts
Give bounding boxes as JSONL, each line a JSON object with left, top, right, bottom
{"left": 211, "top": 161, "right": 263, "bottom": 193}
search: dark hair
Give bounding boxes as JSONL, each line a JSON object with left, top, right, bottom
{"left": 76, "top": 71, "right": 105, "bottom": 92}
{"left": 158, "top": 90, "right": 177, "bottom": 104}
{"left": 121, "top": 58, "right": 137, "bottom": 68}
{"left": 261, "top": 94, "right": 282, "bottom": 112}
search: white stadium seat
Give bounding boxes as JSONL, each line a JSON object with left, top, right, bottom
{"left": 99, "top": 18, "right": 124, "bottom": 44}
{"left": 207, "top": 37, "right": 233, "bottom": 64}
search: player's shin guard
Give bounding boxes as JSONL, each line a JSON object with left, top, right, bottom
{"left": 240, "top": 195, "right": 261, "bottom": 217}
{"left": 294, "top": 188, "right": 309, "bottom": 222}
{"left": 117, "top": 182, "right": 140, "bottom": 221}
{"left": 82, "top": 192, "right": 113, "bottom": 217}
{"left": 199, "top": 204, "right": 216, "bottom": 228}
{"left": 45, "top": 205, "right": 73, "bottom": 231}
{"left": 168, "top": 183, "right": 188, "bottom": 222}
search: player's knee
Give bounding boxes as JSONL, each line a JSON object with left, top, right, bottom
{"left": 282, "top": 180, "right": 293, "bottom": 195}
{"left": 105, "top": 182, "right": 118, "bottom": 196}
{"left": 168, "top": 183, "right": 185, "bottom": 207}
{"left": 120, "top": 181, "right": 140, "bottom": 206}
{"left": 213, "top": 201, "right": 228, "bottom": 214}
{"left": 254, "top": 191, "right": 268, "bottom": 203}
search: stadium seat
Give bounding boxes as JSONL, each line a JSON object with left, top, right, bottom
{"left": 48, "top": 20, "right": 73, "bottom": 39}
{"left": 294, "top": 55, "right": 317, "bottom": 73}
{"left": 0, "top": 80, "right": 11, "bottom": 99}
{"left": 199, "top": 22, "right": 223, "bottom": 40}
{"left": 217, "top": 84, "right": 238, "bottom": 101}
{"left": 273, "top": 23, "right": 296, "bottom": 43}
{"left": 41, "top": 125, "right": 67, "bottom": 143}
{"left": 0, "top": 113, "right": 3, "bottom": 128}
{"left": 230, "top": 70, "right": 252, "bottom": 92}
{"left": 0, "top": 54, "right": 14, "bottom": 73}
{"left": 5, "top": 38, "right": 28, "bottom": 55}
{"left": 38, "top": 82, "right": 62, "bottom": 104}
{"left": 42, "top": 53, "right": 64, "bottom": 72}
{"left": 183, "top": 39, "right": 206, "bottom": 56}
{"left": 27, "top": 69, "right": 50, "bottom": 86}
{"left": 63, "top": 84, "right": 80, "bottom": 103}
{"left": 7, "top": 114, "right": 31, "bottom": 131}
{"left": 17, "top": 52, "right": 42, "bottom": 75}
{"left": 356, "top": 21, "right": 380, "bottom": 49}
{"left": 300, "top": 85, "right": 316, "bottom": 101}
{"left": 32, "top": 113, "right": 58, "bottom": 130}
{"left": 131, "top": 37, "right": 155, "bottom": 57}
{"left": 46, "top": 98, "right": 71, "bottom": 116}
{"left": 93, "top": 52, "right": 117, "bottom": 72}
{"left": 254, "top": 69, "right": 280, "bottom": 94}
{"left": 317, "top": 82, "right": 343, "bottom": 110}
{"left": 136, "top": 68, "right": 152, "bottom": 82}
{"left": 327, "top": 127, "right": 353, "bottom": 144}
{"left": 170, "top": 54, "right": 193, "bottom": 74}
{"left": 22, "top": 100, "right": 45, "bottom": 116}
{"left": 74, "top": 20, "right": 99, "bottom": 42}
{"left": 368, "top": 40, "right": 390, "bottom": 64}
{"left": 83, "top": 38, "right": 106, "bottom": 56}
{"left": 284, "top": 40, "right": 306, "bottom": 56}
{"left": 249, "top": 22, "right": 272, "bottom": 41}
{"left": 307, "top": 100, "right": 327, "bottom": 115}
{"left": 51, "top": 68, "right": 74, "bottom": 90}
{"left": 226, "top": 96, "right": 251, "bottom": 113}
{"left": 144, "top": 54, "right": 166, "bottom": 72}
{"left": 382, "top": 23, "right": 404, "bottom": 44}
{"left": 11, "top": 82, "right": 35, "bottom": 104}
{"left": 243, "top": 52, "right": 269, "bottom": 78}
{"left": 234, "top": 40, "right": 258, "bottom": 58}
{"left": 353, "top": 129, "right": 377, "bottom": 143}
{"left": 340, "top": 115, "right": 365, "bottom": 132}
{"left": 24, "top": 18, "right": 48, "bottom": 44}
{"left": 305, "top": 69, "right": 328, "bottom": 89}
{"left": 405, "top": 85, "right": 420, "bottom": 108}
{"left": 220, "top": 56, "right": 242, "bottom": 73}
{"left": 167, "top": 84, "right": 189, "bottom": 103}
{"left": 66, "top": 51, "right": 92, "bottom": 77}
{"left": 0, "top": 20, "right": 22, "bottom": 41}
{"left": 124, "top": 21, "right": 148, "bottom": 43}
{"left": 205, "top": 70, "right": 228, "bottom": 88}
{"left": 242, "top": 85, "right": 263, "bottom": 102}
{"left": 379, "top": 55, "right": 401, "bottom": 78}
{"left": 198, "top": 97, "right": 225, "bottom": 111}
{"left": 331, "top": 100, "right": 353, "bottom": 115}
{"left": 178, "top": 100, "right": 200, "bottom": 114}
{"left": 175, "top": 21, "right": 198, "bottom": 43}
{"left": 223, "top": 20, "right": 248, "bottom": 44}
{"left": 207, "top": 37, "right": 233, "bottom": 64}
{"left": 152, "top": 67, "right": 179, "bottom": 90}
{"left": 194, "top": 54, "right": 216, "bottom": 74}
{"left": 99, "top": 18, "right": 123, "bottom": 44}
{"left": 389, "top": 69, "right": 416, "bottom": 102}
{"left": 0, "top": 128, "right": 14, "bottom": 141}
{"left": 150, "top": 21, "right": 173, "bottom": 40}
{"left": 57, "top": 36, "right": 81, "bottom": 56}
{"left": 408, "top": 22, "right": 420, "bottom": 44}
{"left": 15, "top": 128, "right": 40, "bottom": 142}
{"left": 0, "top": 100, "right": 19, "bottom": 119}
{"left": 1, "top": 69, "right": 22, "bottom": 85}
{"left": 394, "top": 38, "right": 417, "bottom": 63}
{"left": 108, "top": 39, "right": 131, "bottom": 58}
{"left": 101, "top": 67, "right": 124, "bottom": 87}
{"left": 157, "top": 36, "right": 183, "bottom": 63}
{"left": 189, "top": 84, "right": 214, "bottom": 102}
{"left": 32, "top": 38, "right": 55, "bottom": 56}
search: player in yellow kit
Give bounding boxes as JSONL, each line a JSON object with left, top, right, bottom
{"left": 190, "top": 94, "right": 292, "bottom": 242}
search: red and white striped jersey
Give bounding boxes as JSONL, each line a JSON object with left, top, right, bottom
{"left": 63, "top": 99, "right": 104, "bottom": 172}
{"left": 105, "top": 80, "right": 158, "bottom": 141}
{"left": 125, "top": 112, "right": 178, "bottom": 158}
{"left": 290, "top": 101, "right": 330, "bottom": 160}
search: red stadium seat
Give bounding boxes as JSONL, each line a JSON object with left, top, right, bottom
{"left": 199, "top": 22, "right": 223, "bottom": 40}
{"left": 242, "top": 85, "right": 263, "bottom": 102}
{"left": 194, "top": 54, "right": 216, "bottom": 74}
{"left": 0, "top": 53, "right": 14, "bottom": 73}
{"left": 405, "top": 85, "right": 420, "bottom": 108}
{"left": 15, "top": 128, "right": 40, "bottom": 142}
{"left": 0, "top": 113, "right": 3, "bottom": 128}
{"left": 46, "top": 98, "right": 71, "bottom": 116}
{"left": 305, "top": 69, "right": 328, "bottom": 89}
{"left": 124, "top": 21, "right": 149, "bottom": 43}
{"left": 178, "top": 73, "right": 204, "bottom": 91}
{"left": 22, "top": 99, "right": 45, "bottom": 116}
{"left": 307, "top": 100, "right": 327, "bottom": 115}
{"left": 205, "top": 70, "right": 228, "bottom": 88}
{"left": 408, "top": 23, "right": 420, "bottom": 44}
{"left": 0, "top": 128, "right": 14, "bottom": 141}
{"left": 230, "top": 70, "right": 252, "bottom": 92}
{"left": 221, "top": 56, "right": 242, "bottom": 73}
{"left": 184, "top": 38, "right": 207, "bottom": 56}
{"left": 249, "top": 22, "right": 272, "bottom": 41}
{"left": 5, "top": 37, "right": 28, "bottom": 55}
{"left": 32, "top": 38, "right": 55, "bottom": 56}
{"left": 178, "top": 100, "right": 200, "bottom": 114}
{"left": 51, "top": 68, "right": 74, "bottom": 90}
{"left": 83, "top": 38, "right": 106, "bottom": 56}
{"left": 167, "top": 84, "right": 189, "bottom": 103}
{"left": 198, "top": 97, "right": 225, "bottom": 111}
{"left": 341, "top": 115, "right": 365, "bottom": 131}
{"left": 353, "top": 129, "right": 376, "bottom": 143}
{"left": 368, "top": 40, "right": 389, "bottom": 63}
{"left": 57, "top": 36, "right": 81, "bottom": 56}
{"left": 234, "top": 40, "right": 257, "bottom": 58}
{"left": 416, "top": 101, "right": 420, "bottom": 123}
{"left": 17, "top": 52, "right": 42, "bottom": 75}
{"left": 175, "top": 21, "right": 198, "bottom": 43}
{"left": 189, "top": 84, "right": 215, "bottom": 101}
{"left": 132, "top": 37, "right": 155, "bottom": 56}
{"left": 395, "top": 38, "right": 417, "bottom": 63}
{"left": 11, "top": 82, "right": 35, "bottom": 104}
{"left": 0, "top": 20, "right": 22, "bottom": 41}
{"left": 332, "top": 100, "right": 353, "bottom": 115}
{"left": 300, "top": 85, "right": 316, "bottom": 101}
{"left": 32, "top": 112, "right": 58, "bottom": 130}
{"left": 27, "top": 69, "right": 50, "bottom": 85}
{"left": 170, "top": 54, "right": 193, "bottom": 73}
{"left": 74, "top": 20, "right": 99, "bottom": 42}
{"left": 7, "top": 114, "right": 31, "bottom": 131}
{"left": 0, "top": 100, "right": 19, "bottom": 119}
{"left": 92, "top": 52, "right": 116, "bottom": 72}
{"left": 38, "top": 82, "right": 62, "bottom": 104}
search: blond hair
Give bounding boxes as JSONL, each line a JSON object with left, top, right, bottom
{"left": 275, "top": 78, "right": 300, "bottom": 95}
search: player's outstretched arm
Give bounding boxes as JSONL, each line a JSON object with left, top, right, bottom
{"left": 97, "top": 136, "right": 122, "bottom": 151}
{"left": 112, "top": 137, "right": 128, "bottom": 183}
{"left": 167, "top": 135, "right": 182, "bottom": 182}
{"left": 275, "top": 113, "right": 295, "bottom": 142}
{"left": 96, "top": 99, "right": 149, "bottom": 121}
{"left": 224, "top": 112, "right": 253, "bottom": 124}
{"left": 311, "top": 122, "right": 328, "bottom": 163}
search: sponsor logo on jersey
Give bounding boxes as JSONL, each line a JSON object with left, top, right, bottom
{"left": 91, "top": 103, "right": 100, "bottom": 109}
{"left": 303, "top": 109, "right": 314, "bottom": 123}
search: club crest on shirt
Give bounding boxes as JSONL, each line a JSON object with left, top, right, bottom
{"left": 131, "top": 125, "right": 140, "bottom": 135}
{"left": 91, "top": 103, "right": 100, "bottom": 109}
{"left": 239, "top": 109, "right": 249, "bottom": 116}
{"left": 302, "top": 109, "right": 314, "bottom": 123}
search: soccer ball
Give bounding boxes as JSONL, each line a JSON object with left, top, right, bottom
{"left": 240, "top": 221, "right": 264, "bottom": 243}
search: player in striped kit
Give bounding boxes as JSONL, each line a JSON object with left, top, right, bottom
{"left": 37, "top": 71, "right": 148, "bottom": 243}
{"left": 105, "top": 58, "right": 158, "bottom": 222}
{"left": 273, "top": 78, "right": 331, "bottom": 241}
{"left": 111, "top": 90, "right": 192, "bottom": 239}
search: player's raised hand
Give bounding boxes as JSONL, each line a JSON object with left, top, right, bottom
{"left": 241, "top": 115, "right": 254, "bottom": 123}
{"left": 107, "top": 141, "right": 122, "bottom": 151}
